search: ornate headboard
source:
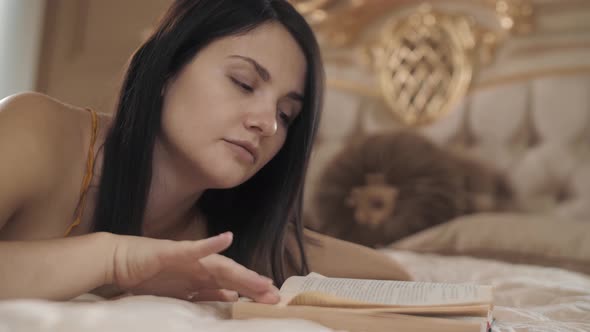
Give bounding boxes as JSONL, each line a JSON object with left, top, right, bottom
{"left": 295, "top": 0, "right": 590, "bottom": 222}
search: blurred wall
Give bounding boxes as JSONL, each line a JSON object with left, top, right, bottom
{"left": 0, "top": 0, "right": 46, "bottom": 99}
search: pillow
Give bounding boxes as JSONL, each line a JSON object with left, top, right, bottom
{"left": 389, "top": 213, "right": 590, "bottom": 275}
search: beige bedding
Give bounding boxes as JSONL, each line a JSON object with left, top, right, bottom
{"left": 391, "top": 213, "right": 590, "bottom": 276}
{"left": 1, "top": 250, "right": 588, "bottom": 332}
{"left": 387, "top": 250, "right": 590, "bottom": 332}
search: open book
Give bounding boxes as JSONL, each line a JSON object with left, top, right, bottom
{"left": 232, "top": 273, "right": 494, "bottom": 332}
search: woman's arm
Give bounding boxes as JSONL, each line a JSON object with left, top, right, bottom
{"left": 286, "top": 227, "right": 412, "bottom": 281}
{"left": 1, "top": 231, "right": 282, "bottom": 302}
{"left": 0, "top": 233, "right": 116, "bottom": 300}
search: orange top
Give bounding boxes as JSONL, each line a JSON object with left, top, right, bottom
{"left": 64, "top": 108, "right": 98, "bottom": 237}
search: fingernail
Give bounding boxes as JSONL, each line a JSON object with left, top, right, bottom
{"left": 272, "top": 285, "right": 280, "bottom": 294}
{"left": 219, "top": 232, "right": 233, "bottom": 240}
{"left": 268, "top": 291, "right": 281, "bottom": 303}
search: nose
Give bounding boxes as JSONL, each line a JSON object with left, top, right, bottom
{"left": 244, "top": 107, "right": 278, "bottom": 137}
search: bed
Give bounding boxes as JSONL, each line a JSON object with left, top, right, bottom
{"left": 1, "top": 0, "right": 589, "bottom": 331}
{"left": 1, "top": 251, "right": 589, "bottom": 331}
{"left": 298, "top": 0, "right": 590, "bottom": 330}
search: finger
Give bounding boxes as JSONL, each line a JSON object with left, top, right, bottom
{"left": 199, "top": 254, "right": 273, "bottom": 291}
{"left": 242, "top": 284, "right": 281, "bottom": 304}
{"left": 199, "top": 255, "right": 280, "bottom": 304}
{"left": 187, "top": 289, "right": 239, "bottom": 302}
{"left": 250, "top": 286, "right": 281, "bottom": 304}
{"left": 184, "top": 254, "right": 257, "bottom": 290}
{"left": 176, "top": 232, "right": 233, "bottom": 261}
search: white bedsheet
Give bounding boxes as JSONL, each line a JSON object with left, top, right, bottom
{"left": 386, "top": 251, "right": 590, "bottom": 332}
{"left": 1, "top": 250, "right": 588, "bottom": 332}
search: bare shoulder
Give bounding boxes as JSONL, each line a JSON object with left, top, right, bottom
{"left": 0, "top": 92, "right": 90, "bottom": 226}
{"left": 0, "top": 91, "right": 83, "bottom": 128}
{"left": 0, "top": 91, "right": 89, "bottom": 164}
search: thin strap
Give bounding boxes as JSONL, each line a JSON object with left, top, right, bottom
{"left": 64, "top": 108, "right": 98, "bottom": 237}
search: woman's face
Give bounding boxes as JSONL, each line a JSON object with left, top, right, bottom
{"left": 159, "top": 22, "right": 307, "bottom": 188}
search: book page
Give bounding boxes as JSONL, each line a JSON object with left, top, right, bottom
{"left": 280, "top": 275, "right": 493, "bottom": 307}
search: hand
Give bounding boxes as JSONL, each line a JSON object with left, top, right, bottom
{"left": 107, "top": 232, "right": 279, "bottom": 303}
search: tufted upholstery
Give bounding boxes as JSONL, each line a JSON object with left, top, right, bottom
{"left": 303, "top": 1, "right": 590, "bottom": 224}
{"left": 423, "top": 76, "right": 590, "bottom": 221}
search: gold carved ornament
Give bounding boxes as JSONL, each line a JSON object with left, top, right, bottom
{"left": 289, "top": 0, "right": 534, "bottom": 126}
{"left": 369, "top": 6, "right": 475, "bottom": 126}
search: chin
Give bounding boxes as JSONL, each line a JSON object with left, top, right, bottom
{"left": 206, "top": 168, "right": 253, "bottom": 189}
{"left": 211, "top": 178, "right": 245, "bottom": 189}
{"left": 192, "top": 152, "right": 258, "bottom": 189}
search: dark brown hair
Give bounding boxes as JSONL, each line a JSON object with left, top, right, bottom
{"left": 92, "top": 0, "right": 324, "bottom": 285}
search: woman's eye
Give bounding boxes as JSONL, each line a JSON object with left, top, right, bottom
{"left": 279, "top": 111, "right": 293, "bottom": 126}
{"left": 230, "top": 77, "right": 254, "bottom": 93}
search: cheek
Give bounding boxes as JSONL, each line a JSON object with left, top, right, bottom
{"left": 162, "top": 76, "right": 219, "bottom": 133}
{"left": 160, "top": 95, "right": 210, "bottom": 156}
{"left": 164, "top": 62, "right": 225, "bottom": 116}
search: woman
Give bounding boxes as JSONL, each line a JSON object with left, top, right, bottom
{"left": 0, "top": 0, "right": 409, "bottom": 302}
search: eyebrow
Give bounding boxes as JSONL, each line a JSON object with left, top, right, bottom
{"left": 228, "top": 55, "right": 304, "bottom": 102}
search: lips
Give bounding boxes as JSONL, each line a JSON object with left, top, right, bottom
{"left": 223, "top": 138, "right": 259, "bottom": 163}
